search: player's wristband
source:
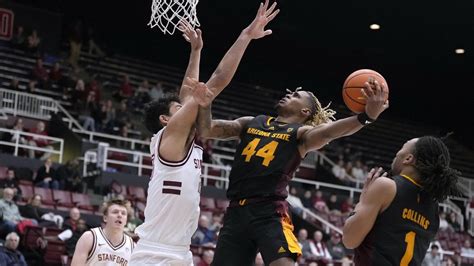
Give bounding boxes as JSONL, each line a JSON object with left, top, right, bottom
{"left": 357, "top": 113, "right": 376, "bottom": 126}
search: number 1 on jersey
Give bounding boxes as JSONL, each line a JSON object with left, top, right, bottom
{"left": 241, "top": 138, "right": 278, "bottom": 167}
{"left": 400, "top": 231, "right": 416, "bottom": 266}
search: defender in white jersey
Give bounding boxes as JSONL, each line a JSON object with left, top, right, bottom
{"left": 130, "top": 7, "right": 280, "bottom": 263}
{"left": 130, "top": 21, "right": 205, "bottom": 265}
{"left": 130, "top": 128, "right": 203, "bottom": 264}
{"left": 71, "top": 199, "right": 133, "bottom": 266}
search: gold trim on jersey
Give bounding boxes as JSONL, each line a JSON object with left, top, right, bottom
{"left": 266, "top": 116, "right": 274, "bottom": 126}
{"left": 401, "top": 174, "right": 422, "bottom": 188}
{"left": 280, "top": 214, "right": 302, "bottom": 256}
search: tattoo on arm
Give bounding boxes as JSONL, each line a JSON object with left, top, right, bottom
{"left": 197, "top": 105, "right": 212, "bottom": 137}
{"left": 211, "top": 120, "right": 243, "bottom": 139}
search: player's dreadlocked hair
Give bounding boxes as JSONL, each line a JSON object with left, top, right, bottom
{"left": 413, "top": 136, "right": 461, "bottom": 201}
{"left": 289, "top": 87, "right": 336, "bottom": 126}
{"left": 144, "top": 94, "right": 180, "bottom": 133}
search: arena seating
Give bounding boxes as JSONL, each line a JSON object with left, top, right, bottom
{"left": 1, "top": 30, "right": 474, "bottom": 265}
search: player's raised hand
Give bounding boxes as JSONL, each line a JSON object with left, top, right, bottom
{"left": 183, "top": 77, "right": 214, "bottom": 107}
{"left": 178, "top": 20, "right": 203, "bottom": 51}
{"left": 243, "top": 0, "right": 280, "bottom": 39}
{"left": 359, "top": 167, "right": 388, "bottom": 202}
{"left": 361, "top": 78, "right": 389, "bottom": 120}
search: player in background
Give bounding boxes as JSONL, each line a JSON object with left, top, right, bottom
{"left": 71, "top": 199, "right": 133, "bottom": 266}
{"left": 343, "top": 136, "right": 460, "bottom": 265}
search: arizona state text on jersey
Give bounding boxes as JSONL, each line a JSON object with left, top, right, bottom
{"left": 227, "top": 115, "right": 304, "bottom": 200}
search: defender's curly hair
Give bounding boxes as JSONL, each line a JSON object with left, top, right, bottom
{"left": 413, "top": 136, "right": 461, "bottom": 201}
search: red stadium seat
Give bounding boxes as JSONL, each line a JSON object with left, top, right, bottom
{"left": 448, "top": 241, "right": 460, "bottom": 251}
{"left": 439, "top": 240, "right": 448, "bottom": 250}
{"left": 437, "top": 230, "right": 449, "bottom": 240}
{"left": 53, "top": 190, "right": 75, "bottom": 209}
{"left": 33, "top": 187, "right": 56, "bottom": 208}
{"left": 18, "top": 179, "right": 33, "bottom": 186}
{"left": 142, "top": 156, "right": 153, "bottom": 176}
{"left": 44, "top": 240, "right": 67, "bottom": 264}
{"left": 295, "top": 167, "right": 315, "bottom": 180}
{"left": 108, "top": 152, "right": 129, "bottom": 172}
{"left": 71, "top": 192, "right": 95, "bottom": 213}
{"left": 18, "top": 184, "right": 34, "bottom": 203}
{"left": 22, "top": 225, "right": 44, "bottom": 258}
{"left": 0, "top": 166, "right": 9, "bottom": 179}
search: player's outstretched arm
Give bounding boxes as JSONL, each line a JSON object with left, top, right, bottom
{"left": 190, "top": 79, "right": 253, "bottom": 140}
{"left": 205, "top": 0, "right": 279, "bottom": 97}
{"left": 198, "top": 104, "right": 253, "bottom": 140}
{"left": 177, "top": 21, "right": 203, "bottom": 103}
{"left": 299, "top": 80, "right": 389, "bottom": 154}
{"left": 71, "top": 231, "right": 93, "bottom": 266}
{"left": 342, "top": 168, "right": 396, "bottom": 249}
{"left": 160, "top": 79, "right": 210, "bottom": 161}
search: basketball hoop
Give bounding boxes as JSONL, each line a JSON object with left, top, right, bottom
{"left": 148, "top": 0, "right": 200, "bottom": 35}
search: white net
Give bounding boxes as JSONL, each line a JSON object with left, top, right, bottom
{"left": 148, "top": 0, "right": 200, "bottom": 35}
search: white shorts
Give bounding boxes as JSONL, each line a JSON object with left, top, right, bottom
{"left": 129, "top": 239, "right": 193, "bottom": 266}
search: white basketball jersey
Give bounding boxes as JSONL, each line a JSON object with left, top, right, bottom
{"left": 86, "top": 227, "right": 135, "bottom": 266}
{"left": 134, "top": 128, "right": 202, "bottom": 248}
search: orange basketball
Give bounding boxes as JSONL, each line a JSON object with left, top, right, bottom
{"left": 342, "top": 69, "right": 389, "bottom": 113}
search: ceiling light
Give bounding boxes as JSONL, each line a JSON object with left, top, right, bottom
{"left": 455, "top": 48, "right": 465, "bottom": 54}
{"left": 370, "top": 24, "right": 380, "bottom": 30}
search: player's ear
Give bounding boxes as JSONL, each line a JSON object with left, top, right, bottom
{"left": 403, "top": 154, "right": 415, "bottom": 165}
{"left": 159, "top": 114, "right": 169, "bottom": 125}
{"left": 301, "top": 108, "right": 311, "bottom": 117}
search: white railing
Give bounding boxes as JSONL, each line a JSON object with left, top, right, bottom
{"left": 4, "top": 89, "right": 470, "bottom": 199}
{"left": 201, "top": 163, "right": 232, "bottom": 189}
{"left": 470, "top": 215, "right": 474, "bottom": 237}
{"left": 0, "top": 127, "right": 64, "bottom": 163}
{"left": 72, "top": 129, "right": 149, "bottom": 150}
{"left": 0, "top": 89, "right": 149, "bottom": 151}
{"left": 211, "top": 153, "right": 234, "bottom": 165}
{"left": 102, "top": 145, "right": 153, "bottom": 177}
{"left": 458, "top": 176, "right": 474, "bottom": 199}
{"left": 89, "top": 142, "right": 364, "bottom": 197}
{"left": 301, "top": 207, "right": 343, "bottom": 235}
{"left": 440, "top": 201, "right": 465, "bottom": 231}
{"left": 0, "top": 88, "right": 58, "bottom": 120}
{"left": 312, "top": 151, "right": 363, "bottom": 187}
{"left": 292, "top": 177, "right": 362, "bottom": 198}
{"left": 56, "top": 102, "right": 84, "bottom": 131}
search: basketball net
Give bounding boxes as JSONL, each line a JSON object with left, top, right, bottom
{"left": 148, "top": 0, "right": 200, "bottom": 35}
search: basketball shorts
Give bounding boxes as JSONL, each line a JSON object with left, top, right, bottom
{"left": 211, "top": 199, "right": 302, "bottom": 266}
{"left": 129, "top": 239, "right": 193, "bottom": 266}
